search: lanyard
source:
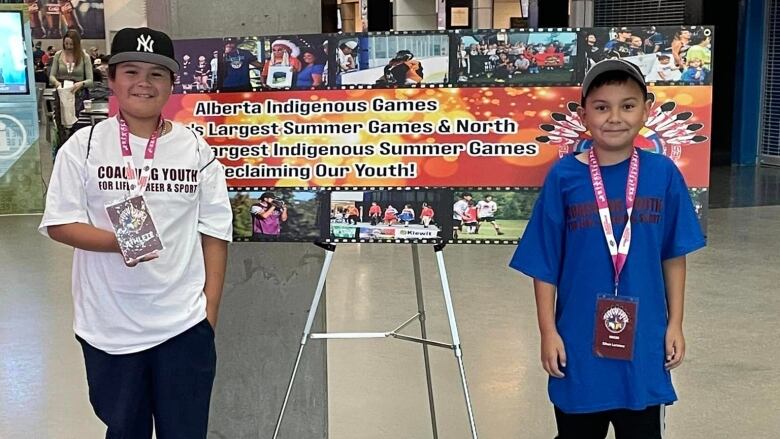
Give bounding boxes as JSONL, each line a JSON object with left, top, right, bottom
{"left": 587, "top": 148, "right": 640, "bottom": 295}
{"left": 118, "top": 114, "right": 163, "bottom": 197}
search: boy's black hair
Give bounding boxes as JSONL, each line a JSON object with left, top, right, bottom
{"left": 108, "top": 63, "right": 176, "bottom": 83}
{"left": 581, "top": 69, "right": 648, "bottom": 106}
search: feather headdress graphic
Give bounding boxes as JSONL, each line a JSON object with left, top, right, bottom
{"left": 535, "top": 93, "right": 708, "bottom": 160}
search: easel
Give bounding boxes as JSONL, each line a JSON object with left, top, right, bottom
{"left": 273, "top": 242, "right": 478, "bottom": 439}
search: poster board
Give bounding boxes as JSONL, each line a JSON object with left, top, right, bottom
{"left": 110, "top": 26, "right": 714, "bottom": 243}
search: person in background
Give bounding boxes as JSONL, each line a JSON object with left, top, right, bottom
{"left": 368, "top": 202, "right": 382, "bottom": 226}
{"left": 194, "top": 55, "right": 212, "bottom": 91}
{"left": 216, "top": 38, "right": 263, "bottom": 92}
{"left": 49, "top": 30, "right": 94, "bottom": 143}
{"left": 33, "top": 41, "right": 45, "bottom": 63}
{"left": 42, "top": 45, "right": 56, "bottom": 67}
{"left": 261, "top": 39, "right": 302, "bottom": 87}
{"left": 420, "top": 203, "right": 435, "bottom": 228}
{"left": 49, "top": 30, "right": 93, "bottom": 96}
{"left": 251, "top": 192, "right": 288, "bottom": 240}
{"left": 209, "top": 50, "right": 219, "bottom": 89}
{"left": 296, "top": 48, "right": 325, "bottom": 88}
{"left": 336, "top": 40, "right": 358, "bottom": 84}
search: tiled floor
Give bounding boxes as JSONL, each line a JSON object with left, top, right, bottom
{"left": 3, "top": 206, "right": 780, "bottom": 438}
{"left": 2, "top": 138, "right": 779, "bottom": 437}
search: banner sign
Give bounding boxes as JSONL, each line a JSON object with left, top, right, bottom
{"left": 111, "top": 26, "right": 714, "bottom": 244}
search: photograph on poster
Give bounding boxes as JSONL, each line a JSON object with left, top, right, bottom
{"left": 230, "top": 190, "right": 322, "bottom": 242}
{"left": 329, "top": 190, "right": 446, "bottom": 241}
{"left": 451, "top": 190, "right": 539, "bottom": 242}
{"left": 26, "top": 0, "right": 105, "bottom": 40}
{"left": 172, "top": 38, "right": 224, "bottom": 94}
{"left": 330, "top": 35, "right": 361, "bottom": 86}
{"left": 583, "top": 26, "right": 713, "bottom": 85}
{"left": 212, "top": 36, "right": 264, "bottom": 93}
{"left": 455, "top": 30, "right": 578, "bottom": 85}
{"left": 260, "top": 35, "right": 329, "bottom": 89}
{"left": 336, "top": 33, "right": 449, "bottom": 86}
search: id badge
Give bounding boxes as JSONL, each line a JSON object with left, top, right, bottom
{"left": 105, "top": 195, "right": 164, "bottom": 263}
{"left": 593, "top": 295, "right": 638, "bottom": 361}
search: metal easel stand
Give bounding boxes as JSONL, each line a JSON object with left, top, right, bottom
{"left": 272, "top": 242, "right": 478, "bottom": 439}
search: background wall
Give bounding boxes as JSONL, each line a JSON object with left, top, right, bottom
{"left": 146, "top": 0, "right": 321, "bottom": 38}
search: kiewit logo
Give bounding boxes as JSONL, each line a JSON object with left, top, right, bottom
{"left": 137, "top": 35, "right": 155, "bottom": 52}
{"left": 0, "top": 114, "right": 28, "bottom": 162}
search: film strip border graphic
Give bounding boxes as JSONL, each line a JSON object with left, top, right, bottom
{"left": 229, "top": 185, "right": 709, "bottom": 245}
{"left": 174, "top": 25, "right": 713, "bottom": 94}
{"left": 230, "top": 185, "right": 540, "bottom": 245}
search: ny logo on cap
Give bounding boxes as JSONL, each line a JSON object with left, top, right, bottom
{"left": 136, "top": 34, "right": 155, "bottom": 52}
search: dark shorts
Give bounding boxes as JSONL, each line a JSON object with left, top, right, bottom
{"left": 554, "top": 405, "right": 664, "bottom": 439}
{"left": 478, "top": 216, "right": 496, "bottom": 222}
{"left": 77, "top": 319, "right": 217, "bottom": 439}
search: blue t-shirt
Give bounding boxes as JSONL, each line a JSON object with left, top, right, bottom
{"left": 509, "top": 148, "right": 705, "bottom": 414}
{"left": 296, "top": 63, "right": 325, "bottom": 88}
{"left": 222, "top": 48, "right": 257, "bottom": 89}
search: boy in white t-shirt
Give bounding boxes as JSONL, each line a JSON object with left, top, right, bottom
{"left": 476, "top": 194, "right": 505, "bottom": 235}
{"left": 646, "top": 53, "right": 681, "bottom": 82}
{"left": 38, "top": 27, "right": 232, "bottom": 438}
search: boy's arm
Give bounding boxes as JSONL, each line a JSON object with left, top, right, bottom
{"left": 48, "top": 223, "right": 120, "bottom": 252}
{"left": 663, "top": 255, "right": 687, "bottom": 370}
{"left": 202, "top": 234, "right": 228, "bottom": 329}
{"left": 534, "top": 278, "right": 566, "bottom": 378}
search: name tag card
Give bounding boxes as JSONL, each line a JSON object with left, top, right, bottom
{"left": 105, "top": 195, "right": 164, "bottom": 264}
{"left": 593, "top": 295, "right": 638, "bottom": 361}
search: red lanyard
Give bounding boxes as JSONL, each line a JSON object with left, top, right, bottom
{"left": 118, "top": 114, "right": 163, "bottom": 197}
{"left": 588, "top": 148, "right": 640, "bottom": 295}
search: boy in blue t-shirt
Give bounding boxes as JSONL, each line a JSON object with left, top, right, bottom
{"left": 509, "top": 59, "right": 705, "bottom": 439}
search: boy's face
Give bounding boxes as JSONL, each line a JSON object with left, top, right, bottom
{"left": 109, "top": 62, "right": 173, "bottom": 121}
{"left": 578, "top": 80, "right": 650, "bottom": 153}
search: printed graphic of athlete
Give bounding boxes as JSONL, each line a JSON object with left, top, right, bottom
{"left": 476, "top": 194, "right": 504, "bottom": 235}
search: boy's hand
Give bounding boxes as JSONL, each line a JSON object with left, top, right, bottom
{"left": 541, "top": 331, "right": 567, "bottom": 378}
{"left": 665, "top": 325, "right": 686, "bottom": 370}
{"left": 125, "top": 251, "right": 159, "bottom": 267}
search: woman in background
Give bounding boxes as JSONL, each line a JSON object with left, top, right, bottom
{"left": 49, "top": 29, "right": 93, "bottom": 148}
{"left": 296, "top": 49, "right": 325, "bottom": 88}
{"left": 49, "top": 29, "right": 93, "bottom": 94}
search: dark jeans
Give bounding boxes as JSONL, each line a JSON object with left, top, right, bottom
{"left": 77, "top": 319, "right": 216, "bottom": 439}
{"left": 554, "top": 405, "right": 664, "bottom": 439}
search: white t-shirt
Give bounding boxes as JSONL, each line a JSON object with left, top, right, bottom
{"left": 646, "top": 61, "right": 681, "bottom": 81}
{"left": 477, "top": 200, "right": 497, "bottom": 218}
{"left": 39, "top": 116, "right": 233, "bottom": 354}
{"left": 453, "top": 199, "right": 468, "bottom": 220}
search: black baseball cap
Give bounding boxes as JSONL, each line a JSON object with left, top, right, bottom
{"left": 109, "top": 27, "right": 179, "bottom": 73}
{"left": 582, "top": 59, "right": 647, "bottom": 99}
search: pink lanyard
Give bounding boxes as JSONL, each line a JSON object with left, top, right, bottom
{"left": 118, "top": 114, "right": 163, "bottom": 197}
{"left": 588, "top": 148, "right": 640, "bottom": 295}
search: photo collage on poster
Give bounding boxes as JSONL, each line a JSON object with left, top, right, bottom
{"left": 581, "top": 26, "right": 713, "bottom": 85}
{"left": 174, "top": 25, "right": 713, "bottom": 245}
{"left": 26, "top": 0, "right": 106, "bottom": 40}
{"left": 229, "top": 187, "right": 547, "bottom": 244}
{"left": 171, "top": 25, "right": 713, "bottom": 94}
